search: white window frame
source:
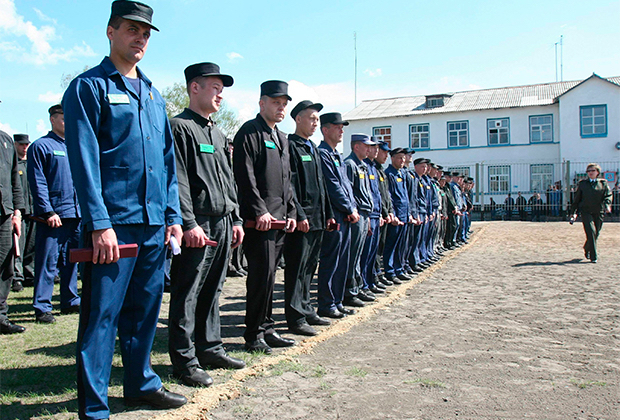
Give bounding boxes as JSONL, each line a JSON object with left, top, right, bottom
{"left": 447, "top": 121, "right": 469, "bottom": 148}
{"left": 373, "top": 126, "right": 392, "bottom": 147}
{"left": 487, "top": 118, "right": 510, "bottom": 145}
{"left": 580, "top": 105, "right": 607, "bottom": 138}
{"left": 410, "top": 123, "right": 430, "bottom": 149}
{"left": 529, "top": 114, "right": 553, "bottom": 143}
{"left": 488, "top": 165, "right": 510, "bottom": 193}
{"left": 530, "top": 164, "right": 554, "bottom": 192}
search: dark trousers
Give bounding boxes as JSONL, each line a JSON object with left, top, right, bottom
{"left": 14, "top": 218, "right": 36, "bottom": 283}
{"left": 383, "top": 223, "right": 406, "bottom": 277}
{"left": 581, "top": 211, "right": 604, "bottom": 261}
{"left": 406, "top": 223, "right": 418, "bottom": 268}
{"left": 374, "top": 222, "right": 388, "bottom": 277}
{"left": 346, "top": 213, "right": 368, "bottom": 298}
{"left": 243, "top": 228, "right": 285, "bottom": 342}
{"left": 168, "top": 214, "right": 232, "bottom": 372}
{"left": 33, "top": 219, "right": 81, "bottom": 315}
{"left": 0, "top": 215, "right": 14, "bottom": 323}
{"left": 360, "top": 217, "right": 381, "bottom": 289}
{"left": 283, "top": 229, "right": 322, "bottom": 326}
{"left": 77, "top": 224, "right": 166, "bottom": 420}
{"left": 318, "top": 211, "right": 351, "bottom": 312}
{"left": 445, "top": 214, "right": 457, "bottom": 247}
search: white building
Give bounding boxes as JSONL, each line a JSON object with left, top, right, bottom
{"left": 343, "top": 74, "right": 620, "bottom": 204}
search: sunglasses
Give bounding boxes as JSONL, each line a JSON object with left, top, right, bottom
{"left": 586, "top": 169, "right": 597, "bottom": 173}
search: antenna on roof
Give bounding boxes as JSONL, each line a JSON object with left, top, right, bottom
{"left": 354, "top": 31, "right": 357, "bottom": 107}
{"left": 560, "top": 35, "right": 563, "bottom": 82}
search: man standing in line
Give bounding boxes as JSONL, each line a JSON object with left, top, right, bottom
{"left": 442, "top": 172, "right": 459, "bottom": 249}
{"left": 0, "top": 128, "right": 25, "bottom": 334}
{"left": 373, "top": 141, "right": 395, "bottom": 287}
{"left": 233, "top": 80, "right": 297, "bottom": 353}
{"left": 343, "top": 134, "right": 375, "bottom": 306}
{"left": 28, "top": 105, "right": 81, "bottom": 324}
{"left": 168, "top": 62, "right": 246, "bottom": 387}
{"left": 284, "top": 100, "right": 334, "bottom": 336}
{"left": 317, "top": 112, "right": 359, "bottom": 319}
{"left": 12, "top": 134, "right": 35, "bottom": 292}
{"left": 63, "top": 2, "right": 187, "bottom": 417}
{"left": 449, "top": 172, "right": 464, "bottom": 247}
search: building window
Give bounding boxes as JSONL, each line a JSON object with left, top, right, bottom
{"left": 447, "top": 166, "right": 470, "bottom": 178}
{"left": 447, "top": 121, "right": 469, "bottom": 147}
{"left": 410, "top": 124, "right": 429, "bottom": 149}
{"left": 530, "top": 115, "right": 553, "bottom": 143}
{"left": 580, "top": 105, "right": 607, "bottom": 137}
{"left": 487, "top": 118, "right": 510, "bottom": 145}
{"left": 373, "top": 126, "right": 392, "bottom": 147}
{"left": 426, "top": 97, "right": 444, "bottom": 108}
{"left": 488, "top": 165, "right": 510, "bottom": 193}
{"left": 530, "top": 164, "right": 554, "bottom": 192}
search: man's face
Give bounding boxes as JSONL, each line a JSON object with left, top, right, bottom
{"left": 15, "top": 143, "right": 29, "bottom": 159}
{"left": 352, "top": 142, "right": 369, "bottom": 158}
{"left": 414, "top": 163, "right": 427, "bottom": 176}
{"left": 295, "top": 108, "right": 319, "bottom": 139}
{"left": 260, "top": 96, "right": 288, "bottom": 124}
{"left": 322, "top": 123, "right": 344, "bottom": 144}
{"left": 429, "top": 167, "right": 438, "bottom": 177}
{"left": 376, "top": 149, "right": 388, "bottom": 164}
{"left": 391, "top": 153, "right": 405, "bottom": 169}
{"left": 367, "top": 145, "right": 379, "bottom": 160}
{"left": 193, "top": 76, "right": 224, "bottom": 115}
{"left": 404, "top": 154, "right": 413, "bottom": 166}
{"left": 439, "top": 179, "right": 446, "bottom": 187}
{"left": 51, "top": 113, "right": 65, "bottom": 137}
{"left": 108, "top": 19, "right": 151, "bottom": 65}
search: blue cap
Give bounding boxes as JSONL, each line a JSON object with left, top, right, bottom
{"left": 378, "top": 140, "right": 390, "bottom": 151}
{"left": 351, "top": 133, "right": 377, "bottom": 145}
{"left": 404, "top": 147, "right": 416, "bottom": 154}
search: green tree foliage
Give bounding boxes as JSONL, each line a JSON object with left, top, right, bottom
{"left": 161, "top": 82, "right": 241, "bottom": 138}
{"left": 60, "top": 65, "right": 92, "bottom": 89}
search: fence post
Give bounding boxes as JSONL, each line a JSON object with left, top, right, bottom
{"left": 563, "top": 160, "right": 570, "bottom": 217}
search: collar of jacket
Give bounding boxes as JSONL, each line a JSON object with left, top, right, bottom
{"left": 101, "top": 56, "right": 152, "bottom": 92}
{"left": 288, "top": 133, "right": 310, "bottom": 145}
{"left": 183, "top": 108, "right": 215, "bottom": 127}
{"left": 319, "top": 140, "right": 338, "bottom": 154}
{"left": 44, "top": 130, "right": 65, "bottom": 144}
{"left": 346, "top": 152, "right": 365, "bottom": 167}
{"left": 255, "top": 113, "right": 279, "bottom": 134}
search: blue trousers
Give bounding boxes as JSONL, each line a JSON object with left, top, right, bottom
{"left": 406, "top": 223, "right": 418, "bottom": 267}
{"left": 33, "top": 219, "right": 81, "bottom": 315}
{"left": 383, "top": 223, "right": 406, "bottom": 277}
{"left": 360, "top": 217, "right": 380, "bottom": 288}
{"left": 77, "top": 224, "right": 166, "bottom": 420}
{"left": 318, "top": 211, "right": 351, "bottom": 312}
{"left": 345, "top": 213, "right": 368, "bottom": 298}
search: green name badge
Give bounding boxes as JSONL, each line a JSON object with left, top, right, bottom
{"left": 53, "top": 150, "right": 66, "bottom": 157}
{"left": 301, "top": 155, "right": 312, "bottom": 162}
{"left": 334, "top": 159, "right": 340, "bottom": 167}
{"left": 264, "top": 140, "right": 276, "bottom": 149}
{"left": 200, "top": 144, "right": 215, "bottom": 154}
{"left": 108, "top": 94, "right": 130, "bottom": 104}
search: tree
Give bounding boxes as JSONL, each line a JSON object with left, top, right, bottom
{"left": 161, "top": 82, "right": 242, "bottom": 138}
{"left": 61, "top": 65, "right": 92, "bottom": 89}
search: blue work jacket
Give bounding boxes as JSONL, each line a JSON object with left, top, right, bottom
{"left": 403, "top": 167, "right": 418, "bottom": 219}
{"left": 413, "top": 172, "right": 428, "bottom": 216}
{"left": 364, "top": 158, "right": 382, "bottom": 219}
{"left": 385, "top": 165, "right": 409, "bottom": 221}
{"left": 318, "top": 141, "right": 356, "bottom": 216}
{"left": 344, "top": 152, "right": 373, "bottom": 214}
{"left": 62, "top": 57, "right": 182, "bottom": 232}
{"left": 450, "top": 181, "right": 463, "bottom": 209}
{"left": 27, "top": 131, "right": 80, "bottom": 219}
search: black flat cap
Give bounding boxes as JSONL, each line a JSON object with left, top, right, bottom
{"left": 390, "top": 147, "right": 406, "bottom": 156}
{"left": 436, "top": 165, "right": 443, "bottom": 170}
{"left": 404, "top": 147, "right": 416, "bottom": 154}
{"left": 443, "top": 171, "right": 452, "bottom": 176}
{"left": 49, "top": 104, "right": 63, "bottom": 116}
{"left": 320, "top": 112, "right": 349, "bottom": 126}
{"left": 261, "top": 80, "right": 291, "bottom": 101}
{"left": 452, "top": 172, "right": 461, "bottom": 177}
{"left": 291, "top": 100, "right": 323, "bottom": 120}
{"left": 111, "top": 0, "right": 159, "bottom": 31}
{"left": 184, "top": 62, "right": 233, "bottom": 87}
{"left": 413, "top": 158, "right": 430, "bottom": 165}
{"left": 13, "top": 134, "right": 29, "bottom": 144}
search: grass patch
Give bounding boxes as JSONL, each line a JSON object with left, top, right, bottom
{"left": 312, "top": 365, "right": 327, "bottom": 378}
{"left": 319, "top": 380, "right": 331, "bottom": 391}
{"left": 570, "top": 379, "right": 607, "bottom": 389}
{"left": 404, "top": 378, "right": 446, "bottom": 388}
{"left": 233, "top": 405, "right": 254, "bottom": 415}
{"left": 345, "top": 367, "right": 368, "bottom": 377}
{"left": 229, "top": 349, "right": 265, "bottom": 368}
{"left": 269, "top": 359, "right": 306, "bottom": 376}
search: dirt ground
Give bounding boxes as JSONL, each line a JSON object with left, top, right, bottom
{"left": 151, "top": 221, "right": 620, "bottom": 420}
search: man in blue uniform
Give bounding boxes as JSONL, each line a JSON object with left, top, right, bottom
{"left": 317, "top": 112, "right": 359, "bottom": 318}
{"left": 27, "top": 104, "right": 81, "bottom": 324}
{"left": 373, "top": 141, "right": 395, "bottom": 287}
{"left": 62, "top": 2, "right": 186, "bottom": 418}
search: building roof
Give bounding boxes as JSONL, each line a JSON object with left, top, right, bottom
{"left": 344, "top": 74, "right": 620, "bottom": 121}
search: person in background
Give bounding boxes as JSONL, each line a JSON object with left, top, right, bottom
{"left": 504, "top": 193, "right": 514, "bottom": 220}
{"left": 516, "top": 192, "right": 527, "bottom": 221}
{"left": 569, "top": 163, "right": 612, "bottom": 263}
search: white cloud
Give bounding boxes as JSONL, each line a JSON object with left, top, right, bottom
{"left": 226, "top": 52, "right": 243, "bottom": 63}
{"left": 0, "top": 121, "right": 16, "bottom": 136}
{"left": 0, "top": 0, "right": 95, "bottom": 65}
{"left": 38, "top": 91, "right": 62, "bottom": 103}
{"left": 36, "top": 119, "right": 47, "bottom": 136}
{"left": 33, "top": 7, "right": 57, "bottom": 25}
{"left": 364, "top": 68, "right": 383, "bottom": 78}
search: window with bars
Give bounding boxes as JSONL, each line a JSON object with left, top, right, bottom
{"left": 529, "top": 115, "right": 553, "bottom": 143}
{"left": 410, "top": 124, "right": 429, "bottom": 149}
{"left": 580, "top": 105, "right": 607, "bottom": 138}
{"left": 530, "top": 164, "right": 554, "bottom": 192}
{"left": 373, "top": 126, "right": 392, "bottom": 147}
{"left": 488, "top": 166, "right": 510, "bottom": 193}
{"left": 487, "top": 118, "right": 510, "bottom": 145}
{"left": 447, "top": 167, "right": 471, "bottom": 178}
{"left": 447, "top": 121, "right": 468, "bottom": 147}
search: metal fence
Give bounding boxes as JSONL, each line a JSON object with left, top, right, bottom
{"left": 447, "top": 160, "right": 620, "bottom": 222}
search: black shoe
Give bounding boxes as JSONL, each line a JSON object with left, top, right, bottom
{"left": 306, "top": 315, "right": 331, "bottom": 326}
{"left": 405, "top": 267, "right": 415, "bottom": 275}
{"left": 245, "top": 338, "right": 272, "bottom": 354}
{"left": 369, "top": 285, "right": 385, "bottom": 294}
{"left": 264, "top": 332, "right": 295, "bottom": 348}
{"left": 361, "top": 290, "right": 376, "bottom": 300}
{"left": 199, "top": 353, "right": 246, "bottom": 370}
{"left": 238, "top": 268, "right": 248, "bottom": 276}
{"left": 317, "top": 309, "right": 345, "bottom": 319}
{"left": 591, "top": 259, "right": 597, "bottom": 263}
{"left": 343, "top": 296, "right": 365, "bottom": 307}
{"left": 60, "top": 305, "right": 80, "bottom": 315}
{"left": 396, "top": 273, "right": 411, "bottom": 281}
{"left": 388, "top": 276, "right": 402, "bottom": 285}
{"left": 36, "top": 312, "right": 56, "bottom": 324}
{"left": 172, "top": 366, "right": 213, "bottom": 387}
{"left": 374, "top": 281, "right": 386, "bottom": 289}
{"left": 11, "top": 280, "right": 23, "bottom": 292}
{"left": 379, "top": 277, "right": 393, "bottom": 286}
{"left": 125, "top": 386, "right": 187, "bottom": 408}
{"left": 227, "top": 269, "right": 244, "bottom": 278}
{"left": 0, "top": 319, "right": 25, "bottom": 334}
{"left": 336, "top": 305, "right": 356, "bottom": 315}
{"left": 289, "top": 323, "right": 317, "bottom": 336}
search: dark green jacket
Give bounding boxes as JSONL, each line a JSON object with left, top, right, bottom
{"left": 570, "top": 178, "right": 612, "bottom": 214}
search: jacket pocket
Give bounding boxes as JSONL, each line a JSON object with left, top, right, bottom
{"left": 102, "top": 166, "right": 129, "bottom": 216}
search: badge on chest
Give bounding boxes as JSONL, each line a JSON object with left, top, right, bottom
{"left": 200, "top": 144, "right": 215, "bottom": 154}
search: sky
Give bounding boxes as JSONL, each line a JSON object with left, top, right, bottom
{"left": 0, "top": 0, "right": 618, "bottom": 140}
